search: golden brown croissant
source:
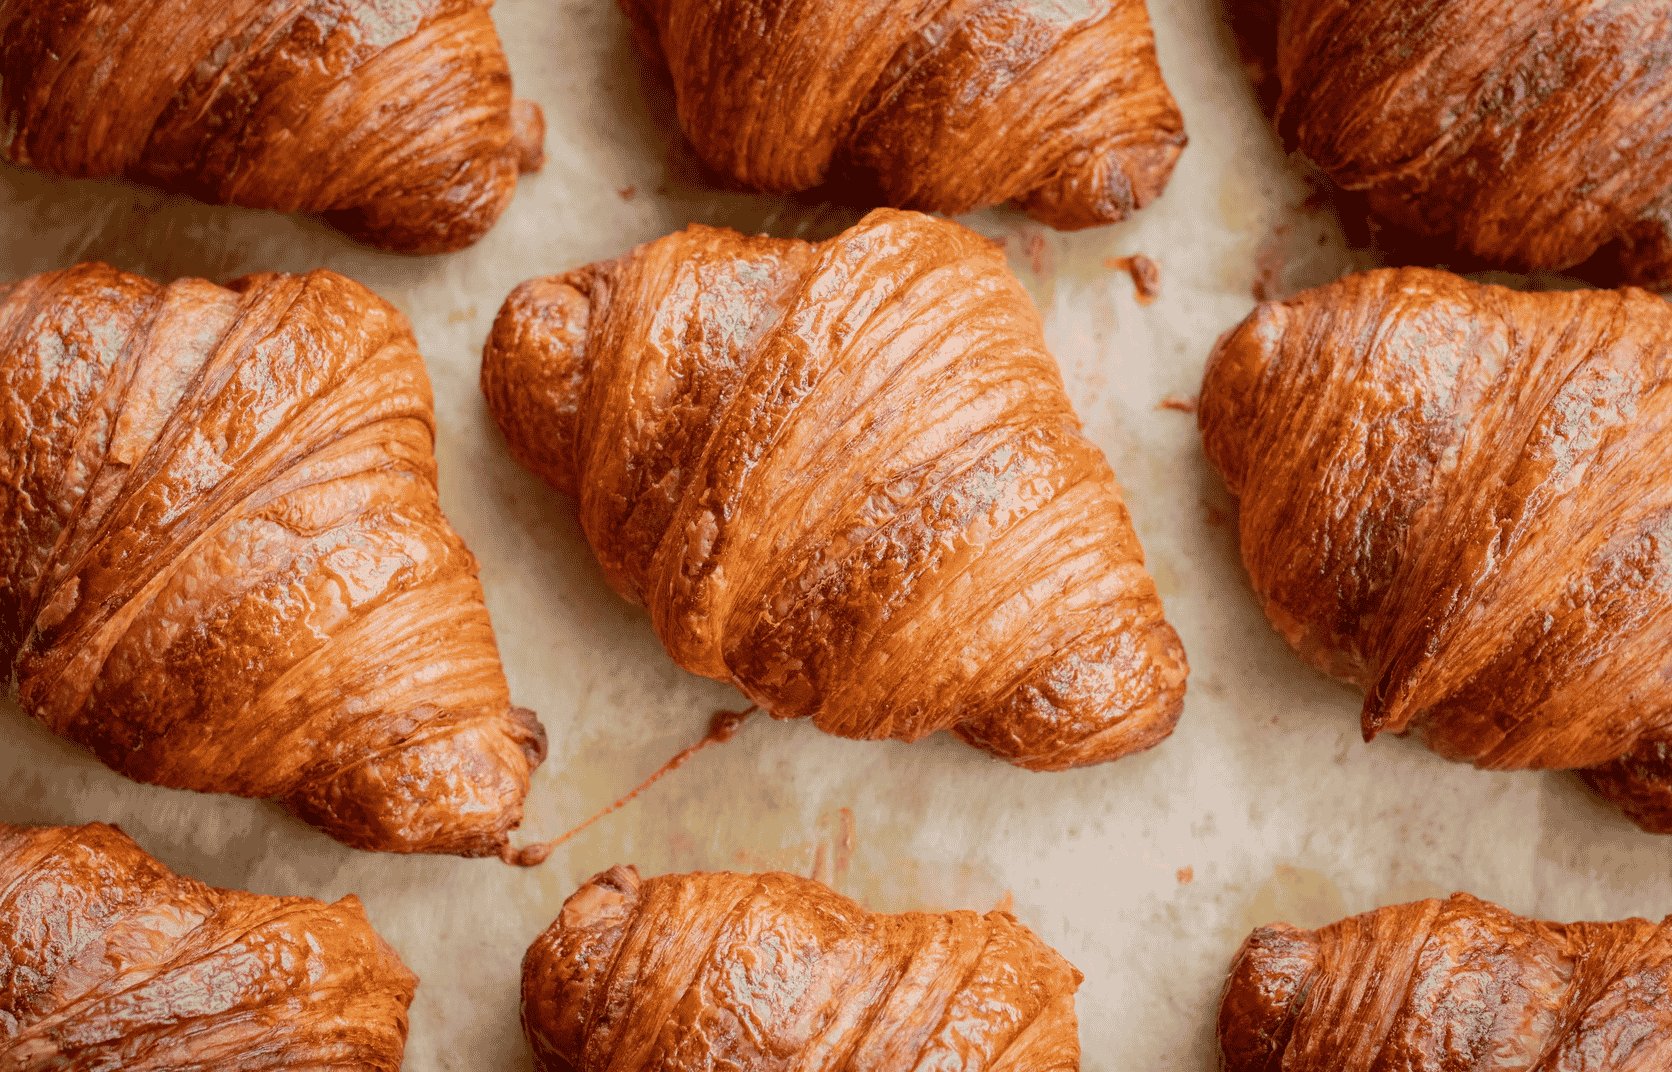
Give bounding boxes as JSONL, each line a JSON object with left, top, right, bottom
{"left": 0, "top": 263, "right": 545, "bottom": 856}
{"left": 620, "top": 0, "right": 1185, "bottom": 229}
{"left": 0, "top": 821, "right": 416, "bottom": 1070}
{"left": 1220, "top": 892, "right": 1672, "bottom": 1071}
{"left": 522, "top": 866, "right": 1082, "bottom": 1072}
{"left": 0, "top": 0, "right": 544, "bottom": 254}
{"left": 1199, "top": 267, "right": 1672, "bottom": 830}
{"left": 482, "top": 208, "right": 1187, "bottom": 771}
{"left": 1251, "top": 0, "right": 1672, "bottom": 285}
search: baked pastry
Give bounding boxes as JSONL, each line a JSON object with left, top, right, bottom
{"left": 0, "top": 0, "right": 544, "bottom": 254}
{"left": 0, "top": 263, "right": 545, "bottom": 856}
{"left": 1248, "top": 0, "right": 1672, "bottom": 285}
{"left": 620, "top": 0, "right": 1185, "bottom": 229}
{"left": 522, "top": 866, "right": 1083, "bottom": 1071}
{"left": 1199, "top": 267, "right": 1672, "bottom": 830}
{"left": 483, "top": 208, "right": 1188, "bottom": 771}
{"left": 1220, "top": 892, "right": 1672, "bottom": 1070}
{"left": 0, "top": 821, "right": 416, "bottom": 1070}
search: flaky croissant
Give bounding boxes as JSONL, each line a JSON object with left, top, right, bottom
{"left": 522, "top": 866, "right": 1082, "bottom": 1072}
{"left": 1199, "top": 267, "right": 1672, "bottom": 830}
{"left": 1220, "top": 892, "right": 1672, "bottom": 1071}
{"left": 0, "top": 263, "right": 545, "bottom": 856}
{"left": 483, "top": 208, "right": 1187, "bottom": 771}
{"left": 621, "top": 0, "right": 1185, "bottom": 229}
{"left": 0, "top": 0, "right": 544, "bottom": 254}
{"left": 1254, "top": 0, "right": 1672, "bottom": 285}
{"left": 0, "top": 821, "right": 416, "bottom": 1070}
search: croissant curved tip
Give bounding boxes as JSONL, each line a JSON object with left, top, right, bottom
{"left": 512, "top": 100, "right": 547, "bottom": 175}
{"left": 562, "top": 865, "right": 645, "bottom": 925}
{"left": 483, "top": 274, "right": 596, "bottom": 496}
{"left": 511, "top": 705, "right": 549, "bottom": 765}
{"left": 1018, "top": 132, "right": 1186, "bottom": 230}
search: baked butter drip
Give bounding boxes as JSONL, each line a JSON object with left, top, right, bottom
{"left": 1201, "top": 267, "right": 1672, "bottom": 830}
{"left": 0, "top": 264, "right": 544, "bottom": 855}
{"left": 523, "top": 866, "right": 1083, "bottom": 1072}
{"left": 484, "top": 209, "right": 1188, "bottom": 771}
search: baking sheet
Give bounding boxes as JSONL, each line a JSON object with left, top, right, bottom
{"left": 3, "top": 1, "right": 1670, "bottom": 1069}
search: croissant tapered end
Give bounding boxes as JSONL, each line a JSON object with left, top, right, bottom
{"left": 522, "top": 868, "right": 1083, "bottom": 1072}
{"left": 622, "top": 0, "right": 1184, "bottom": 229}
{"left": 483, "top": 271, "right": 599, "bottom": 498}
{"left": 1255, "top": 0, "right": 1672, "bottom": 284}
{"left": 1219, "top": 894, "right": 1672, "bottom": 1071}
{"left": 0, "top": 822, "right": 416, "bottom": 1069}
{"left": 483, "top": 209, "right": 1187, "bottom": 771}
{"left": 1217, "top": 924, "right": 1319, "bottom": 1072}
{"left": 1199, "top": 267, "right": 1672, "bottom": 830}
{"left": 1581, "top": 741, "right": 1672, "bottom": 835}
{"left": 0, "top": 2, "right": 545, "bottom": 254}
{"left": 0, "top": 263, "right": 544, "bottom": 856}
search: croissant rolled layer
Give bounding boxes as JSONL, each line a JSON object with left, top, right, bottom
{"left": 1199, "top": 267, "right": 1672, "bottom": 829}
{"left": 621, "top": 0, "right": 1185, "bottom": 229}
{"left": 483, "top": 209, "right": 1187, "bottom": 770}
{"left": 0, "top": 263, "right": 545, "bottom": 855}
{"left": 0, "top": 0, "right": 544, "bottom": 253}
{"left": 0, "top": 822, "right": 416, "bottom": 1070}
{"left": 522, "top": 866, "right": 1082, "bottom": 1072}
{"left": 1220, "top": 893, "right": 1672, "bottom": 1071}
{"left": 1258, "top": 0, "right": 1672, "bottom": 284}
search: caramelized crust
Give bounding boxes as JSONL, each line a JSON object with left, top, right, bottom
{"left": 1261, "top": 0, "right": 1672, "bottom": 284}
{"left": 0, "top": 822, "right": 416, "bottom": 1070}
{"left": 483, "top": 209, "right": 1187, "bottom": 771}
{"left": 522, "top": 866, "right": 1082, "bottom": 1072}
{"left": 0, "top": 0, "right": 544, "bottom": 253}
{"left": 1199, "top": 267, "right": 1672, "bottom": 830}
{"left": 620, "top": 0, "right": 1185, "bottom": 229}
{"left": 0, "top": 263, "right": 544, "bottom": 855}
{"left": 1220, "top": 893, "right": 1672, "bottom": 1071}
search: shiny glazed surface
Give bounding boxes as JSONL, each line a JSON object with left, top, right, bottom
{"left": 1264, "top": 0, "right": 1672, "bottom": 284}
{"left": 620, "top": 0, "right": 1185, "bottom": 230}
{"left": 1219, "top": 893, "right": 1672, "bottom": 1071}
{"left": 483, "top": 208, "right": 1188, "bottom": 771}
{"left": 0, "top": 263, "right": 544, "bottom": 856}
{"left": 0, "top": 0, "right": 545, "bottom": 254}
{"left": 0, "top": 821, "right": 416, "bottom": 1070}
{"left": 1199, "top": 267, "right": 1672, "bottom": 830}
{"left": 522, "top": 866, "right": 1082, "bottom": 1072}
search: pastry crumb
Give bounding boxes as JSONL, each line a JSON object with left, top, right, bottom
{"left": 1104, "top": 254, "right": 1161, "bottom": 304}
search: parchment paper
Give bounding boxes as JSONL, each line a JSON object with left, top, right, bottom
{"left": 3, "top": 2, "right": 1669, "bottom": 1069}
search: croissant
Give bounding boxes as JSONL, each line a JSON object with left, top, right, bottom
{"left": 1219, "top": 892, "right": 1672, "bottom": 1071}
{"left": 522, "top": 865, "right": 1082, "bottom": 1072}
{"left": 0, "top": 0, "right": 544, "bottom": 254}
{"left": 482, "top": 208, "right": 1188, "bottom": 771}
{"left": 0, "top": 263, "right": 545, "bottom": 856}
{"left": 620, "top": 0, "right": 1185, "bottom": 230}
{"left": 0, "top": 821, "right": 416, "bottom": 1070}
{"left": 1251, "top": 0, "right": 1672, "bottom": 285}
{"left": 1198, "top": 267, "right": 1672, "bottom": 830}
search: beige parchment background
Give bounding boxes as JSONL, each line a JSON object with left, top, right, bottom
{"left": 2, "top": 1, "right": 1668, "bottom": 1069}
